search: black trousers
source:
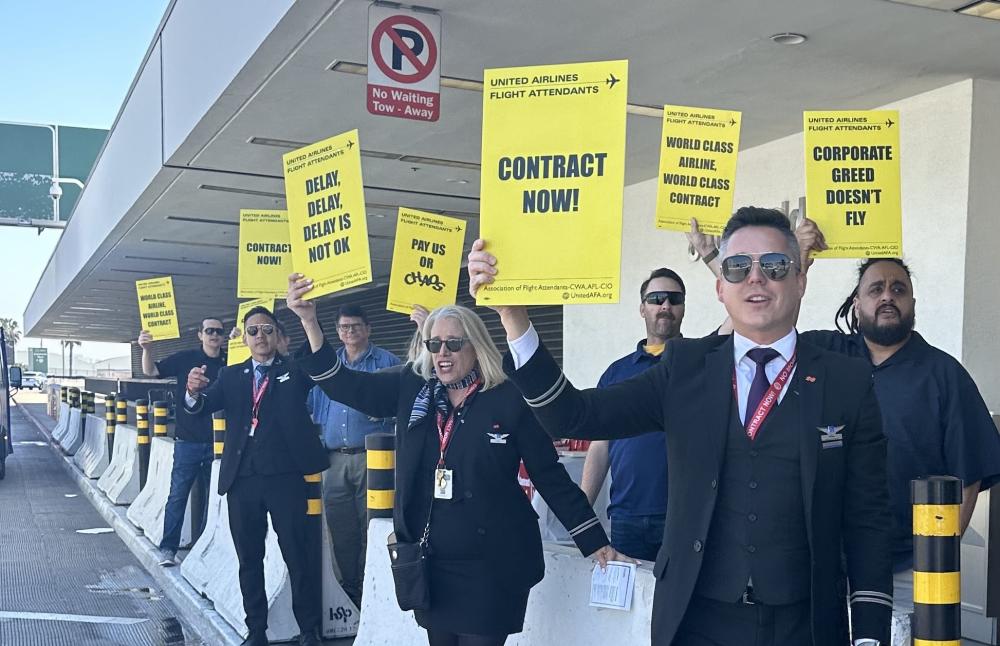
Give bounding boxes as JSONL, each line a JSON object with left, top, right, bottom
{"left": 227, "top": 472, "right": 321, "bottom": 634}
{"left": 673, "top": 595, "right": 811, "bottom": 646}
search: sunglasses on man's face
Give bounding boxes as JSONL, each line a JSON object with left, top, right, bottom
{"left": 245, "top": 324, "right": 275, "bottom": 337}
{"left": 202, "top": 327, "right": 225, "bottom": 336}
{"left": 423, "top": 337, "right": 468, "bottom": 353}
{"left": 643, "top": 291, "right": 685, "bottom": 306}
{"left": 720, "top": 252, "right": 797, "bottom": 283}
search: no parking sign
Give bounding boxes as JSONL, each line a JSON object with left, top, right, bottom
{"left": 367, "top": 5, "right": 441, "bottom": 122}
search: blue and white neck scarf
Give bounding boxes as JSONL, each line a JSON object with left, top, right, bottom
{"left": 408, "top": 368, "right": 480, "bottom": 430}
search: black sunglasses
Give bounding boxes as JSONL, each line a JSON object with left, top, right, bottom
{"left": 202, "top": 327, "right": 225, "bottom": 336}
{"left": 423, "top": 337, "right": 468, "bottom": 353}
{"left": 721, "top": 253, "right": 797, "bottom": 283}
{"left": 643, "top": 291, "right": 685, "bottom": 306}
{"left": 245, "top": 324, "right": 275, "bottom": 337}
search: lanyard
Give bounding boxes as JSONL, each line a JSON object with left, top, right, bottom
{"left": 733, "top": 352, "right": 797, "bottom": 441}
{"left": 250, "top": 372, "right": 270, "bottom": 434}
{"left": 435, "top": 381, "right": 480, "bottom": 468}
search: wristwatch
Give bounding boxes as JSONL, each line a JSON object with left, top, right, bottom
{"left": 853, "top": 640, "right": 880, "bottom": 646}
{"left": 701, "top": 247, "right": 719, "bottom": 264}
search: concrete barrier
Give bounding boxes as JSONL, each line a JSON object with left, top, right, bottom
{"left": 97, "top": 424, "right": 140, "bottom": 505}
{"left": 72, "top": 415, "right": 96, "bottom": 471}
{"left": 73, "top": 414, "right": 110, "bottom": 478}
{"left": 182, "top": 467, "right": 359, "bottom": 640}
{"left": 60, "top": 406, "right": 84, "bottom": 455}
{"left": 52, "top": 402, "right": 70, "bottom": 444}
{"left": 56, "top": 388, "right": 81, "bottom": 449}
{"left": 318, "top": 507, "right": 360, "bottom": 639}
{"left": 208, "top": 515, "right": 300, "bottom": 642}
{"left": 180, "top": 461, "right": 232, "bottom": 596}
{"left": 126, "top": 436, "right": 192, "bottom": 546}
{"left": 356, "top": 518, "right": 655, "bottom": 645}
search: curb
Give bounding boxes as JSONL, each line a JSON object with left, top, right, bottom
{"left": 16, "top": 402, "right": 244, "bottom": 646}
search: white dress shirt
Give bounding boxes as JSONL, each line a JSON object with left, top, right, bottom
{"left": 732, "top": 329, "right": 798, "bottom": 423}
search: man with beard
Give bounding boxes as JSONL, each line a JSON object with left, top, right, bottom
{"left": 579, "top": 268, "right": 686, "bottom": 561}
{"left": 690, "top": 217, "right": 1000, "bottom": 617}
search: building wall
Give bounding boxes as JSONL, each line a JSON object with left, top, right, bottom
{"left": 565, "top": 80, "right": 998, "bottom": 408}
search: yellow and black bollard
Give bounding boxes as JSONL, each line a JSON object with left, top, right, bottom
{"left": 60, "top": 386, "right": 68, "bottom": 403}
{"left": 136, "top": 399, "right": 151, "bottom": 489}
{"left": 81, "top": 391, "right": 93, "bottom": 437}
{"left": 303, "top": 469, "right": 324, "bottom": 610}
{"left": 116, "top": 397, "right": 127, "bottom": 426}
{"left": 912, "top": 475, "right": 963, "bottom": 646}
{"left": 105, "top": 393, "right": 117, "bottom": 459}
{"left": 153, "top": 401, "right": 169, "bottom": 438}
{"left": 68, "top": 387, "right": 80, "bottom": 409}
{"left": 365, "top": 433, "right": 395, "bottom": 522}
{"left": 305, "top": 472, "right": 323, "bottom": 517}
{"left": 212, "top": 411, "right": 225, "bottom": 459}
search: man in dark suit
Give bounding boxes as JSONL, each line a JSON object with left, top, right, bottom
{"left": 467, "top": 207, "right": 892, "bottom": 646}
{"left": 185, "top": 306, "right": 329, "bottom": 646}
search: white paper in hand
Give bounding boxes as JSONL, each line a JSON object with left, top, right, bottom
{"left": 589, "top": 560, "right": 636, "bottom": 611}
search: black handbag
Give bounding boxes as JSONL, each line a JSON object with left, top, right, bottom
{"left": 386, "top": 511, "right": 432, "bottom": 611}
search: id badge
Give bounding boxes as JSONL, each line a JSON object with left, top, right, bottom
{"left": 434, "top": 468, "right": 453, "bottom": 500}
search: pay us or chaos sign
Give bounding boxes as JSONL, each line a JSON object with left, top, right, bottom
{"left": 367, "top": 4, "right": 441, "bottom": 122}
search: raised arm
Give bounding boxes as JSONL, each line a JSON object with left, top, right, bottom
{"left": 138, "top": 330, "right": 160, "bottom": 377}
{"left": 286, "top": 272, "right": 403, "bottom": 419}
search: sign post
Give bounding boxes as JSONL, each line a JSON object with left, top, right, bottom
{"left": 367, "top": 5, "right": 441, "bottom": 122}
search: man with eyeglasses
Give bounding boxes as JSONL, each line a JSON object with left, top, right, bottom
{"left": 138, "top": 317, "right": 227, "bottom": 567}
{"left": 579, "top": 268, "right": 686, "bottom": 562}
{"left": 184, "top": 305, "right": 329, "bottom": 646}
{"left": 467, "top": 206, "right": 892, "bottom": 646}
{"left": 306, "top": 303, "right": 400, "bottom": 609}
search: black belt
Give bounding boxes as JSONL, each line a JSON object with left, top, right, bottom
{"left": 329, "top": 447, "right": 366, "bottom": 455}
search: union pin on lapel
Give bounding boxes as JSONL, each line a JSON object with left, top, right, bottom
{"left": 804, "top": 375, "right": 817, "bottom": 383}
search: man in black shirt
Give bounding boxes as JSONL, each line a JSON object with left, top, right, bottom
{"left": 138, "top": 317, "right": 227, "bottom": 565}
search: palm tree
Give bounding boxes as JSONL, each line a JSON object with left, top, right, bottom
{"left": 0, "top": 318, "right": 21, "bottom": 346}
{"left": 66, "top": 340, "right": 81, "bottom": 376}
{"left": 60, "top": 339, "right": 82, "bottom": 376}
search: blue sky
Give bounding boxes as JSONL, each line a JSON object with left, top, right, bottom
{"left": 0, "top": 1, "right": 170, "bottom": 361}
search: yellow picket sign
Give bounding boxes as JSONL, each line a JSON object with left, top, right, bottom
{"left": 804, "top": 110, "right": 902, "bottom": 258}
{"left": 386, "top": 208, "right": 466, "bottom": 315}
{"left": 478, "top": 60, "right": 628, "bottom": 305}
{"left": 238, "top": 210, "right": 292, "bottom": 298}
{"left": 227, "top": 298, "right": 274, "bottom": 366}
{"left": 136, "top": 276, "right": 179, "bottom": 341}
{"left": 283, "top": 130, "right": 372, "bottom": 299}
{"left": 655, "top": 105, "right": 742, "bottom": 235}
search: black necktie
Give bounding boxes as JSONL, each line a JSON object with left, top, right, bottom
{"left": 744, "top": 348, "right": 780, "bottom": 426}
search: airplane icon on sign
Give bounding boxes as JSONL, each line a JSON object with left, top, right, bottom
{"left": 606, "top": 74, "right": 620, "bottom": 89}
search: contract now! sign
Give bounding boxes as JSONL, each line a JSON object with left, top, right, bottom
{"left": 367, "top": 5, "right": 441, "bottom": 122}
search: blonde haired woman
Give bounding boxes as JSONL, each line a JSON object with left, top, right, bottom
{"left": 287, "top": 275, "right": 618, "bottom": 646}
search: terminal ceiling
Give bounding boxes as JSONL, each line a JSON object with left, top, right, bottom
{"left": 28, "top": 0, "right": 1000, "bottom": 341}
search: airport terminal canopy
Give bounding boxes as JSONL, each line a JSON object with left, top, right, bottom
{"left": 23, "top": 0, "right": 1000, "bottom": 342}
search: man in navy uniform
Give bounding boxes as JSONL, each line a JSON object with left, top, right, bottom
{"left": 580, "top": 267, "right": 686, "bottom": 561}
{"left": 468, "top": 207, "right": 892, "bottom": 646}
{"left": 185, "top": 306, "right": 328, "bottom": 646}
